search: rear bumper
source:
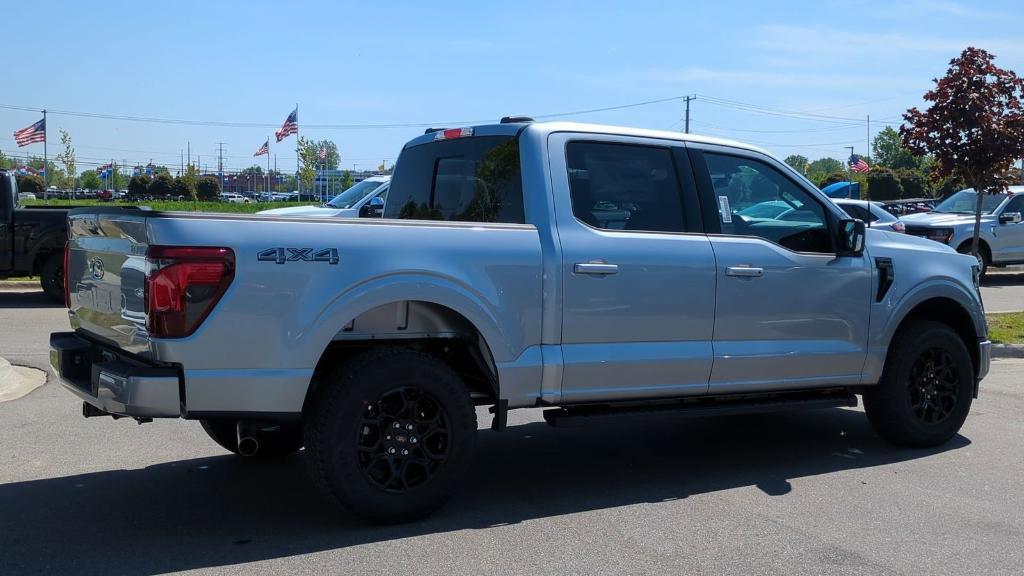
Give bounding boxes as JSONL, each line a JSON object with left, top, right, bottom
{"left": 49, "top": 332, "right": 181, "bottom": 418}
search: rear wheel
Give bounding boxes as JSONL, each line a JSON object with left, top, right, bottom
{"left": 39, "top": 252, "right": 64, "bottom": 303}
{"left": 199, "top": 419, "right": 304, "bottom": 458}
{"left": 864, "top": 321, "right": 974, "bottom": 447}
{"left": 305, "top": 348, "right": 478, "bottom": 524}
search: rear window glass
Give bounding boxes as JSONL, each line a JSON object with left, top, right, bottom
{"left": 384, "top": 136, "right": 525, "bottom": 223}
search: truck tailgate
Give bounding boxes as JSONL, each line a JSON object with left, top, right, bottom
{"left": 67, "top": 209, "right": 151, "bottom": 355}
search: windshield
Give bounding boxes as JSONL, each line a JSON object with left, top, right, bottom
{"left": 326, "top": 179, "right": 385, "bottom": 208}
{"left": 933, "top": 190, "right": 1007, "bottom": 214}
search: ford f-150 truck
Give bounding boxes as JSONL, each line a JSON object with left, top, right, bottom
{"left": 50, "top": 120, "right": 990, "bottom": 523}
{"left": 0, "top": 169, "right": 70, "bottom": 301}
{"left": 901, "top": 186, "right": 1024, "bottom": 275}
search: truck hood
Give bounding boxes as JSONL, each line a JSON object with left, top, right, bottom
{"left": 866, "top": 227, "right": 958, "bottom": 254}
{"left": 256, "top": 205, "right": 358, "bottom": 218}
{"left": 900, "top": 211, "right": 992, "bottom": 227}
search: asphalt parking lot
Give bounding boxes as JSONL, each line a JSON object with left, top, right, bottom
{"left": 1, "top": 289, "right": 1022, "bottom": 576}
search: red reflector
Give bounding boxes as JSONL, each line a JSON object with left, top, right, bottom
{"left": 435, "top": 127, "right": 473, "bottom": 141}
{"left": 145, "top": 246, "right": 234, "bottom": 338}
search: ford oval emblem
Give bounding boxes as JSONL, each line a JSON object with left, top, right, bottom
{"left": 88, "top": 257, "right": 105, "bottom": 281}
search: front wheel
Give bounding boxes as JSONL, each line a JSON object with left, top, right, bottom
{"left": 304, "top": 348, "right": 478, "bottom": 524}
{"left": 957, "top": 242, "right": 989, "bottom": 278}
{"left": 864, "top": 321, "right": 974, "bottom": 447}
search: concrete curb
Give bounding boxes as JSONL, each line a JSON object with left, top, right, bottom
{"left": 0, "top": 356, "right": 46, "bottom": 402}
{"left": 0, "top": 281, "right": 41, "bottom": 290}
{"left": 992, "top": 344, "right": 1024, "bottom": 359}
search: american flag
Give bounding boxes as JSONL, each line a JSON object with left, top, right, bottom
{"left": 275, "top": 108, "right": 298, "bottom": 142}
{"left": 849, "top": 154, "right": 870, "bottom": 173}
{"left": 317, "top": 147, "right": 326, "bottom": 160}
{"left": 14, "top": 118, "right": 46, "bottom": 147}
{"left": 254, "top": 139, "right": 269, "bottom": 157}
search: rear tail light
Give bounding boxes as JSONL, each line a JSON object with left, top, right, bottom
{"left": 63, "top": 241, "right": 70, "bottom": 308}
{"left": 891, "top": 220, "right": 906, "bottom": 233}
{"left": 145, "top": 246, "right": 234, "bottom": 338}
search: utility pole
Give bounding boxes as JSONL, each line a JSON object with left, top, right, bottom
{"left": 42, "top": 109, "right": 48, "bottom": 202}
{"left": 684, "top": 95, "right": 694, "bottom": 134}
{"left": 217, "top": 143, "right": 226, "bottom": 195}
{"left": 867, "top": 115, "right": 871, "bottom": 160}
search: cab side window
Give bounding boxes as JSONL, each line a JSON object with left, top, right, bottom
{"left": 1004, "top": 195, "right": 1024, "bottom": 214}
{"left": 704, "top": 153, "right": 833, "bottom": 254}
{"left": 566, "top": 142, "right": 687, "bottom": 233}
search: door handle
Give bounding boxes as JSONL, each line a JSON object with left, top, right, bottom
{"left": 575, "top": 262, "right": 619, "bottom": 275}
{"left": 725, "top": 266, "right": 764, "bottom": 278}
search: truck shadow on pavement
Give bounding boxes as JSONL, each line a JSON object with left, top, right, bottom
{"left": 0, "top": 290, "right": 61, "bottom": 309}
{"left": 0, "top": 407, "right": 968, "bottom": 575}
{"left": 982, "top": 271, "right": 1024, "bottom": 286}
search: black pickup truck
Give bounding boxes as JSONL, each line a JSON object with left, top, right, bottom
{"left": 0, "top": 169, "right": 70, "bottom": 302}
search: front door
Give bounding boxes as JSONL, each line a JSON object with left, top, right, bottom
{"left": 551, "top": 134, "right": 717, "bottom": 403}
{"left": 997, "top": 194, "right": 1024, "bottom": 261}
{"left": 690, "top": 146, "right": 872, "bottom": 393}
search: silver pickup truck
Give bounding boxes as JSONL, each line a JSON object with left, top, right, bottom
{"left": 900, "top": 186, "right": 1024, "bottom": 275}
{"left": 50, "top": 120, "right": 990, "bottom": 523}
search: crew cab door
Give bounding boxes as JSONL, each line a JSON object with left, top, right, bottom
{"left": 550, "top": 133, "right": 716, "bottom": 402}
{"left": 996, "top": 194, "right": 1024, "bottom": 261}
{"left": 0, "top": 174, "right": 14, "bottom": 270}
{"left": 689, "top": 145, "right": 871, "bottom": 393}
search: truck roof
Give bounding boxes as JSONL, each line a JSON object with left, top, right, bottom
{"left": 402, "top": 120, "right": 769, "bottom": 156}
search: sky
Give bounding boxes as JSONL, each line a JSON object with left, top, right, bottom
{"left": 2, "top": 0, "right": 1022, "bottom": 175}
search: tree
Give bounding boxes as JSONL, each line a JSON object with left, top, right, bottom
{"left": 128, "top": 175, "right": 150, "bottom": 199}
{"left": 171, "top": 176, "right": 191, "bottom": 199}
{"left": 819, "top": 170, "right": 848, "bottom": 188}
{"left": 340, "top": 170, "right": 354, "bottom": 190}
{"left": 149, "top": 173, "right": 174, "bottom": 198}
{"left": 310, "top": 139, "right": 341, "bottom": 170}
{"left": 79, "top": 170, "right": 102, "bottom": 190}
{"left": 783, "top": 154, "right": 809, "bottom": 174}
{"left": 807, "top": 157, "right": 843, "bottom": 184}
{"left": 866, "top": 167, "right": 904, "bottom": 200}
{"left": 56, "top": 129, "right": 77, "bottom": 195}
{"left": 196, "top": 176, "right": 220, "bottom": 200}
{"left": 872, "top": 126, "right": 924, "bottom": 170}
{"left": 902, "top": 47, "right": 1024, "bottom": 264}
{"left": 0, "top": 150, "right": 10, "bottom": 170}
{"left": 17, "top": 174, "right": 44, "bottom": 194}
{"left": 896, "top": 169, "right": 930, "bottom": 199}
{"left": 297, "top": 136, "right": 319, "bottom": 193}
{"left": 181, "top": 164, "right": 199, "bottom": 200}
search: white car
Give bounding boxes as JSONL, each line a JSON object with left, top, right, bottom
{"left": 17, "top": 192, "right": 37, "bottom": 202}
{"left": 219, "top": 193, "right": 251, "bottom": 204}
{"left": 258, "top": 176, "right": 390, "bottom": 218}
{"left": 833, "top": 199, "right": 906, "bottom": 233}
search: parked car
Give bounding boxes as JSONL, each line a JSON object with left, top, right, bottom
{"left": 17, "top": 192, "right": 37, "bottom": 201}
{"left": 0, "top": 169, "right": 78, "bottom": 301}
{"left": 833, "top": 199, "right": 906, "bottom": 233}
{"left": 900, "top": 186, "right": 1024, "bottom": 275}
{"left": 51, "top": 121, "right": 989, "bottom": 524}
{"left": 258, "top": 176, "right": 390, "bottom": 219}
{"left": 218, "top": 193, "right": 251, "bottom": 204}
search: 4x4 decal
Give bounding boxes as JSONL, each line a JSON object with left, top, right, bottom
{"left": 258, "top": 247, "right": 339, "bottom": 265}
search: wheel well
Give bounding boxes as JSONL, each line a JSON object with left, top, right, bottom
{"left": 32, "top": 248, "right": 60, "bottom": 275}
{"left": 304, "top": 302, "right": 499, "bottom": 414}
{"left": 956, "top": 238, "right": 990, "bottom": 259}
{"left": 895, "top": 297, "right": 978, "bottom": 374}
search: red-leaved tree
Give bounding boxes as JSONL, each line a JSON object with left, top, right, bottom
{"left": 901, "top": 47, "right": 1024, "bottom": 266}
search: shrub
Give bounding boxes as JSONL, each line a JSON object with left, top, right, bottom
{"left": 934, "top": 175, "right": 967, "bottom": 199}
{"left": 896, "top": 169, "right": 929, "bottom": 199}
{"left": 128, "top": 175, "right": 150, "bottom": 199}
{"left": 196, "top": 176, "right": 220, "bottom": 200}
{"left": 171, "top": 177, "right": 191, "bottom": 200}
{"left": 866, "top": 167, "right": 904, "bottom": 200}
{"left": 148, "top": 173, "right": 174, "bottom": 198}
{"left": 818, "top": 171, "right": 848, "bottom": 188}
{"left": 16, "top": 174, "right": 44, "bottom": 194}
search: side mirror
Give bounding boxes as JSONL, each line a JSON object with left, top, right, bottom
{"left": 359, "top": 196, "right": 385, "bottom": 218}
{"left": 999, "top": 211, "right": 1022, "bottom": 225}
{"left": 837, "top": 218, "right": 866, "bottom": 256}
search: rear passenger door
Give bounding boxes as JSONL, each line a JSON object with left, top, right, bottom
{"left": 549, "top": 133, "right": 717, "bottom": 402}
{"left": 689, "top": 145, "right": 871, "bottom": 393}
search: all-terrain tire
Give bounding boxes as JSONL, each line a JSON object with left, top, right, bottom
{"left": 39, "top": 252, "right": 64, "bottom": 304}
{"left": 863, "top": 321, "right": 974, "bottom": 447}
{"left": 304, "top": 347, "right": 478, "bottom": 524}
{"left": 200, "top": 419, "right": 304, "bottom": 458}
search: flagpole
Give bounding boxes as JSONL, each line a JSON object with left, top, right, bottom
{"left": 295, "top": 103, "right": 299, "bottom": 196}
{"left": 42, "top": 110, "right": 48, "bottom": 203}
{"left": 266, "top": 137, "right": 271, "bottom": 195}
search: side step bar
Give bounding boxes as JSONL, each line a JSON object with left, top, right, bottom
{"left": 543, "top": 389, "right": 857, "bottom": 428}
